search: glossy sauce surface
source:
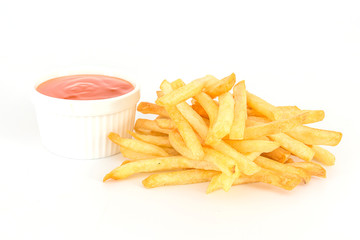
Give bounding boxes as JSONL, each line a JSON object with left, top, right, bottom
{"left": 37, "top": 74, "right": 134, "bottom": 100}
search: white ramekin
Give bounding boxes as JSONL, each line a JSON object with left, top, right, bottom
{"left": 32, "top": 73, "right": 140, "bottom": 159}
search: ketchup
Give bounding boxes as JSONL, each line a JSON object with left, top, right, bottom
{"left": 36, "top": 74, "right": 134, "bottom": 100}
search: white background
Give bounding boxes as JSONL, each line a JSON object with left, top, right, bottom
{"left": 1, "top": 0, "right": 359, "bottom": 239}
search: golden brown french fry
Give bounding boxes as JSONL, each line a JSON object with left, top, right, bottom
{"left": 156, "top": 91, "right": 164, "bottom": 98}
{"left": 155, "top": 118, "right": 176, "bottom": 130}
{"left": 161, "top": 147, "right": 180, "bottom": 156}
{"left": 224, "top": 139, "right": 280, "bottom": 153}
{"left": 210, "top": 140, "right": 261, "bottom": 175}
{"left": 109, "top": 132, "right": 169, "bottom": 157}
{"left": 128, "top": 131, "right": 171, "bottom": 147}
{"left": 120, "top": 146, "right": 159, "bottom": 160}
{"left": 135, "top": 119, "right": 171, "bottom": 134}
{"left": 206, "top": 92, "right": 235, "bottom": 144}
{"left": 137, "top": 102, "right": 169, "bottom": 117}
{"left": 103, "top": 156, "right": 219, "bottom": 181}
{"left": 156, "top": 75, "right": 213, "bottom": 106}
{"left": 311, "top": 145, "right": 335, "bottom": 166}
{"left": 246, "top": 91, "right": 281, "bottom": 121}
{"left": 261, "top": 147, "right": 291, "bottom": 163}
{"left": 204, "top": 73, "right": 236, "bottom": 98}
{"left": 286, "top": 126, "right": 342, "bottom": 146}
{"left": 191, "top": 101, "right": 209, "bottom": 118}
{"left": 286, "top": 162, "right": 326, "bottom": 178}
{"left": 243, "top": 112, "right": 310, "bottom": 139}
{"left": 160, "top": 80, "right": 204, "bottom": 160}
{"left": 142, "top": 169, "right": 219, "bottom": 188}
{"left": 229, "top": 80, "right": 247, "bottom": 140}
{"left": 268, "top": 133, "right": 315, "bottom": 162}
{"left": 285, "top": 158, "right": 295, "bottom": 163}
{"left": 206, "top": 166, "right": 240, "bottom": 193}
{"left": 254, "top": 156, "right": 310, "bottom": 183}
{"left": 194, "top": 92, "right": 219, "bottom": 124}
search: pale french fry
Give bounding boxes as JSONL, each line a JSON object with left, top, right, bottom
{"left": 142, "top": 169, "right": 219, "bottom": 188}
{"left": 311, "top": 145, "right": 335, "bottom": 166}
{"left": 268, "top": 133, "right": 315, "bottom": 162}
{"left": 203, "top": 147, "right": 236, "bottom": 176}
{"left": 224, "top": 139, "right": 280, "bottom": 153}
{"left": 261, "top": 147, "right": 291, "bottom": 163}
{"left": 155, "top": 118, "right": 176, "bottom": 129}
{"left": 286, "top": 162, "right": 326, "bottom": 178}
{"left": 210, "top": 140, "right": 261, "bottom": 175}
{"left": 276, "top": 106, "right": 325, "bottom": 124}
{"left": 286, "top": 126, "right": 342, "bottom": 146}
{"left": 229, "top": 80, "right": 247, "bottom": 140}
{"left": 243, "top": 112, "right": 310, "bottom": 139}
{"left": 156, "top": 75, "right": 213, "bottom": 106}
{"left": 128, "top": 131, "right": 172, "bottom": 147}
{"left": 254, "top": 156, "right": 310, "bottom": 183}
{"left": 135, "top": 119, "right": 171, "bottom": 135}
{"left": 194, "top": 92, "right": 219, "bottom": 124}
{"left": 109, "top": 132, "right": 169, "bottom": 157}
{"left": 160, "top": 80, "right": 204, "bottom": 160}
{"left": 206, "top": 92, "right": 235, "bottom": 144}
{"left": 120, "top": 146, "right": 159, "bottom": 160}
{"left": 137, "top": 102, "right": 169, "bottom": 117}
{"left": 103, "top": 156, "right": 219, "bottom": 181}
{"left": 168, "top": 130, "right": 196, "bottom": 160}
{"left": 246, "top": 91, "right": 281, "bottom": 120}
{"left": 206, "top": 167, "right": 240, "bottom": 193}
{"left": 176, "top": 100, "right": 209, "bottom": 140}
{"left": 204, "top": 73, "right": 236, "bottom": 98}
{"left": 171, "top": 78, "right": 186, "bottom": 89}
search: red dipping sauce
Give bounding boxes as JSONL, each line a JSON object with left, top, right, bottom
{"left": 37, "top": 74, "right": 134, "bottom": 100}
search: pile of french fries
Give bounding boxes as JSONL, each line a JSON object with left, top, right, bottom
{"left": 103, "top": 73, "right": 342, "bottom": 193}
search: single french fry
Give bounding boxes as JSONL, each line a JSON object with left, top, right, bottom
{"left": 135, "top": 119, "right": 171, "bottom": 134}
{"left": 109, "top": 132, "right": 169, "bottom": 157}
{"left": 156, "top": 75, "right": 214, "bottom": 106}
{"left": 254, "top": 156, "right": 310, "bottom": 183}
{"left": 225, "top": 139, "right": 279, "bottom": 153}
{"left": 276, "top": 106, "right": 325, "bottom": 124}
{"left": 210, "top": 140, "right": 261, "bottom": 175}
{"left": 128, "top": 131, "right": 171, "bottom": 147}
{"left": 204, "top": 73, "right": 236, "bottom": 98}
{"left": 286, "top": 126, "right": 342, "bottom": 146}
{"left": 137, "top": 102, "right": 169, "bottom": 117}
{"left": 206, "top": 92, "right": 235, "bottom": 144}
{"left": 160, "top": 80, "right": 204, "bottom": 160}
{"left": 194, "top": 92, "right": 219, "bottom": 124}
{"left": 243, "top": 112, "right": 310, "bottom": 139}
{"left": 103, "top": 156, "right": 219, "bottom": 181}
{"left": 120, "top": 146, "right": 159, "bottom": 160}
{"left": 206, "top": 166, "right": 240, "bottom": 193}
{"left": 286, "top": 162, "right": 326, "bottom": 178}
{"left": 261, "top": 147, "right": 291, "bottom": 163}
{"left": 142, "top": 169, "right": 219, "bottom": 188}
{"left": 268, "top": 133, "right": 315, "bottom": 162}
{"left": 311, "top": 145, "right": 335, "bottom": 166}
{"left": 246, "top": 91, "right": 280, "bottom": 121}
{"left": 155, "top": 118, "right": 176, "bottom": 130}
{"left": 229, "top": 80, "right": 247, "bottom": 140}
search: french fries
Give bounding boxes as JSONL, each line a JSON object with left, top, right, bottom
{"left": 104, "top": 73, "right": 342, "bottom": 194}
